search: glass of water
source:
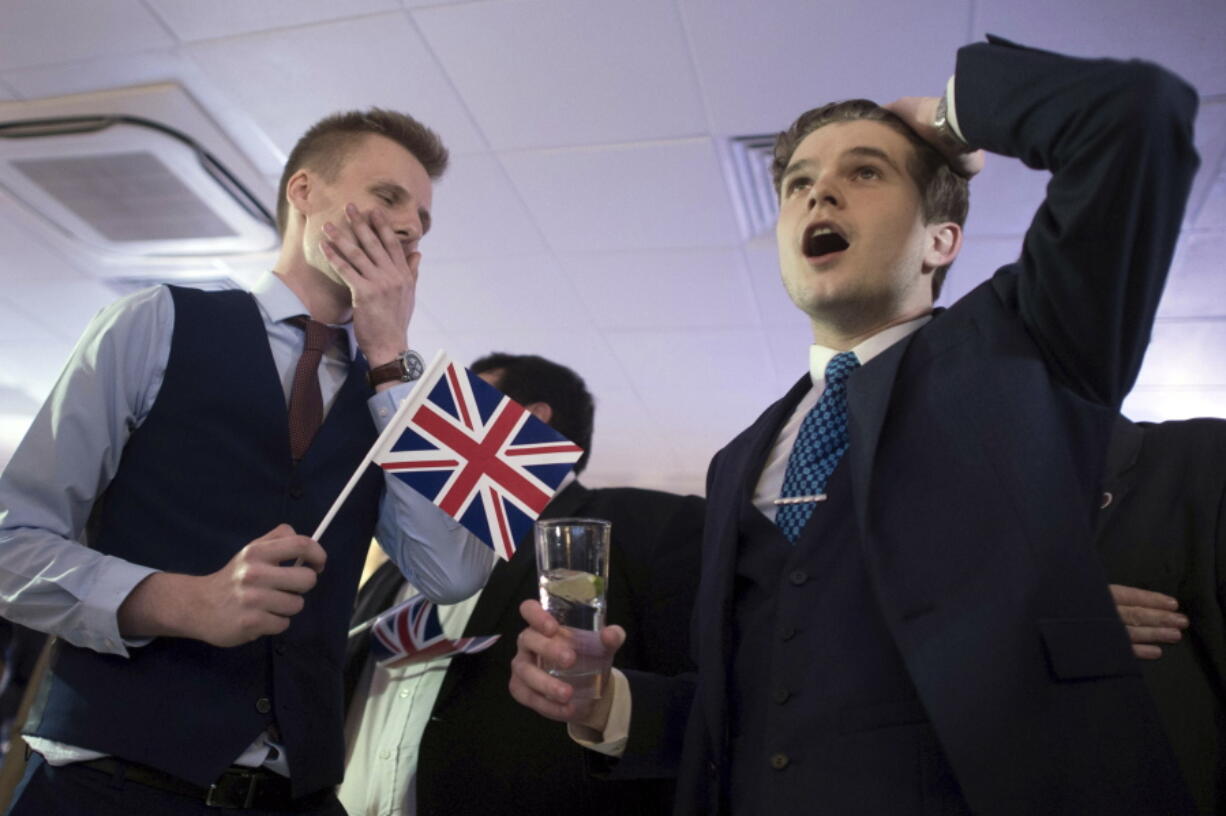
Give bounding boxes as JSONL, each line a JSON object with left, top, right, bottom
{"left": 535, "top": 517, "right": 612, "bottom": 699}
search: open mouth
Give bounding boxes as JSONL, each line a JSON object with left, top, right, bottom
{"left": 803, "top": 224, "right": 850, "bottom": 259}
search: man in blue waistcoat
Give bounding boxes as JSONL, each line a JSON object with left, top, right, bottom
{"left": 510, "top": 37, "right": 1202, "bottom": 815}
{"left": 0, "top": 108, "right": 494, "bottom": 814}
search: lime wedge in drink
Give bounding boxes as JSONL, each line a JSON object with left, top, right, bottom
{"left": 547, "top": 571, "right": 604, "bottom": 604}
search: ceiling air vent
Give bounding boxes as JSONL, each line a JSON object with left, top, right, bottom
{"left": 0, "top": 84, "right": 277, "bottom": 259}
{"left": 722, "top": 134, "right": 779, "bottom": 239}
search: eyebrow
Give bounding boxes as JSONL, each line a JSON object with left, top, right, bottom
{"left": 781, "top": 145, "right": 904, "bottom": 182}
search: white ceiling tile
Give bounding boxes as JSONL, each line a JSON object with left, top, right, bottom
{"left": 762, "top": 324, "right": 817, "bottom": 395}
{"left": 0, "top": 414, "right": 39, "bottom": 473}
{"left": 579, "top": 388, "right": 692, "bottom": 488}
{"left": 0, "top": 339, "right": 77, "bottom": 399}
{"left": 415, "top": 255, "right": 592, "bottom": 331}
{"left": 977, "top": 0, "right": 1226, "bottom": 96}
{"left": 0, "top": 0, "right": 173, "bottom": 72}
{"left": 0, "top": 299, "right": 64, "bottom": 344}
{"left": 2, "top": 280, "right": 117, "bottom": 343}
{"left": 0, "top": 80, "right": 18, "bottom": 101}
{"left": 145, "top": 0, "right": 401, "bottom": 42}
{"left": 1187, "top": 100, "right": 1226, "bottom": 228}
{"left": 677, "top": 0, "right": 971, "bottom": 136}
{"left": 1157, "top": 233, "right": 1226, "bottom": 318}
{"left": 413, "top": 0, "right": 705, "bottom": 150}
{"left": 963, "top": 157, "right": 1048, "bottom": 238}
{"left": 607, "top": 327, "right": 781, "bottom": 456}
{"left": 1134, "top": 318, "right": 1226, "bottom": 387}
{"left": 560, "top": 248, "right": 757, "bottom": 330}
{"left": 444, "top": 328, "right": 631, "bottom": 398}
{"left": 183, "top": 13, "right": 486, "bottom": 156}
{"left": 500, "top": 139, "right": 740, "bottom": 252}
{"left": 1122, "top": 386, "right": 1226, "bottom": 422}
{"left": 424, "top": 153, "right": 547, "bottom": 260}
{"left": 1195, "top": 176, "right": 1226, "bottom": 232}
{"left": 744, "top": 239, "right": 801, "bottom": 329}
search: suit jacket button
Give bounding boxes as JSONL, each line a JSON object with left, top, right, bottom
{"left": 255, "top": 697, "right": 272, "bottom": 714}
{"left": 780, "top": 626, "right": 797, "bottom": 641}
{"left": 289, "top": 486, "right": 304, "bottom": 499}
{"left": 770, "top": 753, "right": 790, "bottom": 770}
{"left": 772, "top": 688, "right": 791, "bottom": 704}
{"left": 789, "top": 570, "right": 808, "bottom": 586}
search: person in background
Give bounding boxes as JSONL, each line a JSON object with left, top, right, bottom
{"left": 1096, "top": 416, "right": 1226, "bottom": 816}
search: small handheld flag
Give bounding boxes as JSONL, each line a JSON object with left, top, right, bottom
{"left": 357, "top": 594, "right": 499, "bottom": 667}
{"left": 313, "top": 351, "right": 584, "bottom": 560}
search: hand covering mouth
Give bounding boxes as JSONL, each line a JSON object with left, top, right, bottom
{"left": 803, "top": 224, "right": 850, "bottom": 258}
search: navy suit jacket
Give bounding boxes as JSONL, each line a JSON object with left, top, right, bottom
{"left": 617, "top": 37, "right": 1201, "bottom": 816}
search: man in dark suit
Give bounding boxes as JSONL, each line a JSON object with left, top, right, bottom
{"left": 341, "top": 352, "right": 704, "bottom": 816}
{"left": 1096, "top": 417, "right": 1226, "bottom": 816}
{"left": 511, "top": 37, "right": 1201, "bottom": 814}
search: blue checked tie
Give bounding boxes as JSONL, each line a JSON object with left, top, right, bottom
{"left": 775, "top": 351, "right": 860, "bottom": 543}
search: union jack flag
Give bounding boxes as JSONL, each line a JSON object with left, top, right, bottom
{"left": 369, "top": 594, "right": 499, "bottom": 667}
{"left": 371, "top": 351, "right": 584, "bottom": 560}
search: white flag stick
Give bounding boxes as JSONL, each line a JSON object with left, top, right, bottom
{"left": 347, "top": 616, "right": 376, "bottom": 639}
{"left": 311, "top": 349, "right": 450, "bottom": 542}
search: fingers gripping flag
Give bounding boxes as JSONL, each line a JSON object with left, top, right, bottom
{"left": 368, "top": 594, "right": 499, "bottom": 667}
{"left": 369, "top": 352, "right": 583, "bottom": 560}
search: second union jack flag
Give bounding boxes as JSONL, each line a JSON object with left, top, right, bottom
{"left": 372, "top": 352, "right": 584, "bottom": 560}
{"left": 370, "top": 594, "right": 500, "bottom": 667}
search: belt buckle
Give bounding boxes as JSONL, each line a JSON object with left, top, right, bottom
{"left": 205, "top": 769, "right": 259, "bottom": 809}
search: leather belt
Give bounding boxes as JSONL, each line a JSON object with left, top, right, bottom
{"left": 78, "top": 757, "right": 331, "bottom": 811}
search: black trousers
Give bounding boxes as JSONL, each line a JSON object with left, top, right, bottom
{"left": 6, "top": 754, "right": 347, "bottom": 816}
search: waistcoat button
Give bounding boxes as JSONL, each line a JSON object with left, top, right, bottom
{"left": 789, "top": 570, "right": 808, "bottom": 586}
{"left": 255, "top": 697, "right": 272, "bottom": 714}
{"left": 770, "top": 752, "right": 790, "bottom": 770}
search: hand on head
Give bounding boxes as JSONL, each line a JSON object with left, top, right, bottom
{"left": 883, "top": 96, "right": 985, "bottom": 179}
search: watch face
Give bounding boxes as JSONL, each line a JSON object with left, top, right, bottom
{"left": 401, "top": 350, "right": 425, "bottom": 381}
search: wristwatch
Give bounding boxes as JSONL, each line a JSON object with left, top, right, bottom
{"left": 366, "top": 349, "right": 425, "bottom": 388}
{"left": 932, "top": 94, "right": 969, "bottom": 152}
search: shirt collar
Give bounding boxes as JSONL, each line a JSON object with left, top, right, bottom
{"left": 250, "top": 271, "right": 358, "bottom": 360}
{"left": 808, "top": 314, "right": 932, "bottom": 386}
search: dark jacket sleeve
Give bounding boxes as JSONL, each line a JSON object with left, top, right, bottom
{"left": 956, "top": 36, "right": 1200, "bottom": 406}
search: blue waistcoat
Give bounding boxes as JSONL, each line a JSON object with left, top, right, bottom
{"left": 726, "top": 460, "right": 969, "bottom": 815}
{"left": 27, "top": 285, "right": 384, "bottom": 797}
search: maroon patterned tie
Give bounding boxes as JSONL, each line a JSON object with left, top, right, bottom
{"left": 287, "top": 316, "right": 342, "bottom": 461}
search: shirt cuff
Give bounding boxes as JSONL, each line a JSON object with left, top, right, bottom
{"left": 93, "top": 559, "right": 160, "bottom": 656}
{"left": 367, "top": 380, "right": 418, "bottom": 429}
{"left": 568, "top": 668, "right": 630, "bottom": 757}
{"left": 944, "top": 74, "right": 966, "bottom": 144}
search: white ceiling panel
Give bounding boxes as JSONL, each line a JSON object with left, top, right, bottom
{"left": 0, "top": 0, "right": 173, "bottom": 73}
{"left": 962, "top": 157, "right": 1047, "bottom": 238}
{"left": 1134, "top": 319, "right": 1226, "bottom": 387}
{"left": 414, "top": 0, "right": 706, "bottom": 150}
{"left": 580, "top": 387, "right": 696, "bottom": 492}
{"left": 976, "top": 0, "right": 1226, "bottom": 96}
{"left": 763, "top": 324, "right": 819, "bottom": 394}
{"left": 677, "top": 0, "right": 971, "bottom": 137}
{"left": 500, "top": 139, "right": 740, "bottom": 253}
{"left": 561, "top": 248, "right": 757, "bottom": 330}
{"left": 1123, "top": 386, "right": 1226, "bottom": 421}
{"left": 743, "top": 240, "right": 800, "bottom": 329}
{"left": 183, "top": 13, "right": 486, "bottom": 156}
{"left": 446, "top": 327, "right": 631, "bottom": 394}
{"left": 1186, "top": 99, "right": 1226, "bottom": 227}
{"left": 0, "top": 300, "right": 65, "bottom": 344}
{"left": 415, "top": 255, "right": 591, "bottom": 330}
{"left": 1196, "top": 176, "right": 1226, "bottom": 231}
{"left": 425, "top": 153, "right": 548, "bottom": 260}
{"left": 1157, "top": 233, "right": 1226, "bottom": 319}
{"left": 145, "top": 0, "right": 402, "bottom": 42}
{"left": 608, "top": 327, "right": 780, "bottom": 453}
{"left": 0, "top": 339, "right": 77, "bottom": 400}
{"left": 1, "top": 280, "right": 116, "bottom": 343}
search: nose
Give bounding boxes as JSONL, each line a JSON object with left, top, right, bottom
{"left": 807, "top": 175, "right": 840, "bottom": 210}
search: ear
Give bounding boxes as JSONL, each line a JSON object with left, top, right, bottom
{"left": 523, "top": 401, "right": 553, "bottom": 425}
{"left": 922, "top": 221, "right": 962, "bottom": 272}
{"left": 284, "top": 168, "right": 316, "bottom": 223}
